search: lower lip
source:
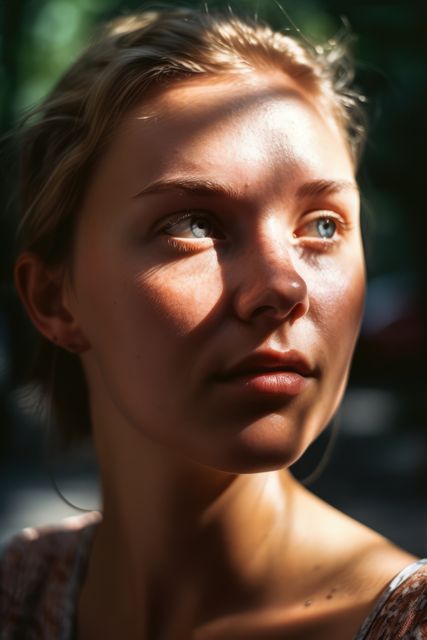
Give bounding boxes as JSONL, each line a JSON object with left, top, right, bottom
{"left": 217, "top": 372, "right": 310, "bottom": 397}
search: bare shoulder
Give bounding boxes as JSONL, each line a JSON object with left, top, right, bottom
{"left": 281, "top": 481, "right": 421, "bottom": 638}
{"left": 293, "top": 480, "right": 418, "bottom": 585}
{"left": 197, "top": 479, "right": 422, "bottom": 640}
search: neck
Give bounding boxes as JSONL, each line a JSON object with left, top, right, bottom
{"left": 79, "top": 412, "right": 298, "bottom": 638}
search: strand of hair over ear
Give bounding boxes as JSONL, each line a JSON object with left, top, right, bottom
{"left": 300, "top": 413, "right": 342, "bottom": 487}
{"left": 45, "top": 346, "right": 94, "bottom": 512}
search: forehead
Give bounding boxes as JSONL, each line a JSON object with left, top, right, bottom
{"left": 87, "top": 72, "right": 354, "bottom": 204}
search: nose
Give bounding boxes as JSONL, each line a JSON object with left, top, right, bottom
{"left": 232, "top": 237, "right": 309, "bottom": 325}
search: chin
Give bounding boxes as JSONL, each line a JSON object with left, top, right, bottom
{"left": 203, "top": 413, "right": 313, "bottom": 475}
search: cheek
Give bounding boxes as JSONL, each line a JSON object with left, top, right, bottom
{"left": 296, "top": 254, "right": 365, "bottom": 445}
{"left": 135, "top": 255, "right": 224, "bottom": 338}
{"left": 306, "top": 251, "right": 366, "bottom": 349}
{"left": 74, "top": 249, "right": 225, "bottom": 365}
{"left": 308, "top": 254, "right": 365, "bottom": 428}
{"left": 73, "top": 252, "right": 226, "bottom": 433}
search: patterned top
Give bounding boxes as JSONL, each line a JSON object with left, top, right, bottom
{"left": 0, "top": 513, "right": 426, "bottom": 639}
{"left": 354, "top": 558, "right": 427, "bottom": 639}
{"left": 0, "top": 513, "right": 101, "bottom": 640}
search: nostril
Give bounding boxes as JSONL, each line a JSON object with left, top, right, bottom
{"left": 251, "top": 304, "right": 277, "bottom": 318}
{"left": 234, "top": 282, "right": 309, "bottom": 324}
{"left": 291, "top": 299, "right": 310, "bottom": 323}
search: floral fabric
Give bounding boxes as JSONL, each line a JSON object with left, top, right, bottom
{"left": 354, "top": 558, "right": 427, "bottom": 640}
{"left": 0, "top": 513, "right": 100, "bottom": 640}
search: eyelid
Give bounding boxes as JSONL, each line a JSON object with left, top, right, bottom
{"left": 159, "top": 209, "right": 210, "bottom": 230}
{"left": 160, "top": 210, "right": 195, "bottom": 233}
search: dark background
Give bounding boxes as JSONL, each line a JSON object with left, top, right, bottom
{"left": 0, "top": 0, "right": 426, "bottom": 554}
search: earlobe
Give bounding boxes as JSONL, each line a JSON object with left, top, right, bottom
{"left": 14, "top": 252, "right": 91, "bottom": 353}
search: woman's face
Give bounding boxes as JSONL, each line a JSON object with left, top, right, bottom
{"left": 67, "top": 72, "right": 365, "bottom": 473}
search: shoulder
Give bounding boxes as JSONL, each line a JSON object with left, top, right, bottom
{"left": 0, "top": 511, "right": 101, "bottom": 640}
{"left": 355, "top": 559, "right": 427, "bottom": 640}
{"left": 321, "top": 511, "right": 426, "bottom": 640}
{"left": 289, "top": 484, "right": 425, "bottom": 637}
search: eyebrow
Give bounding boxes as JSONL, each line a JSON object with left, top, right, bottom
{"left": 295, "top": 179, "right": 359, "bottom": 199}
{"left": 133, "top": 177, "right": 240, "bottom": 200}
{"left": 133, "top": 177, "right": 359, "bottom": 200}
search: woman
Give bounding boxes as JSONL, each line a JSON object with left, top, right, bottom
{"left": 1, "top": 8, "right": 426, "bottom": 640}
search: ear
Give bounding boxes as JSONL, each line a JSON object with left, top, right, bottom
{"left": 14, "top": 252, "right": 91, "bottom": 354}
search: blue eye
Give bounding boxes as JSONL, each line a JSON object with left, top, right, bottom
{"left": 316, "top": 218, "right": 336, "bottom": 239}
{"left": 163, "top": 212, "right": 219, "bottom": 239}
{"left": 189, "top": 217, "right": 212, "bottom": 238}
{"left": 293, "top": 213, "right": 341, "bottom": 244}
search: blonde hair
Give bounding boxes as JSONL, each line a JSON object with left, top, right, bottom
{"left": 16, "top": 7, "right": 366, "bottom": 441}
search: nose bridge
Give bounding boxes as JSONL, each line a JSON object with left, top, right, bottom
{"left": 233, "top": 218, "right": 309, "bottom": 323}
{"left": 255, "top": 219, "right": 292, "bottom": 273}
{"left": 246, "top": 212, "right": 298, "bottom": 281}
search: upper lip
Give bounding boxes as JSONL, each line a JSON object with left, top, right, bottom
{"left": 217, "top": 349, "right": 315, "bottom": 380}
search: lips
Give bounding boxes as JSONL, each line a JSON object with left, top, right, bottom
{"left": 219, "top": 349, "right": 314, "bottom": 380}
{"left": 214, "top": 349, "right": 315, "bottom": 397}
